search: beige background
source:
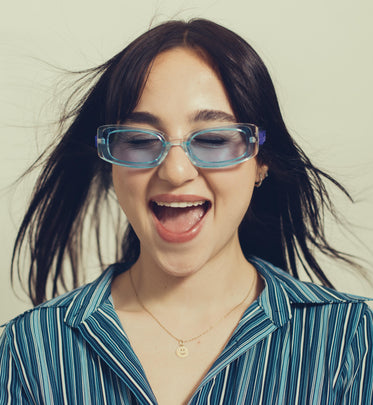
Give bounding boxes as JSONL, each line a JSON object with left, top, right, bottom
{"left": 1, "top": 0, "right": 372, "bottom": 324}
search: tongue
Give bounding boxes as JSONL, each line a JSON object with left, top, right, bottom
{"left": 155, "top": 206, "right": 205, "bottom": 233}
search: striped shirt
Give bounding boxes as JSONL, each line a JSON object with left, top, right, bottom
{"left": 1, "top": 257, "right": 372, "bottom": 404}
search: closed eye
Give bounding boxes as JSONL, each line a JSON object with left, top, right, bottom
{"left": 192, "top": 134, "right": 230, "bottom": 147}
{"left": 126, "top": 137, "right": 159, "bottom": 146}
{"left": 113, "top": 131, "right": 161, "bottom": 147}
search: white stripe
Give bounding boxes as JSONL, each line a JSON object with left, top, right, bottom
{"left": 358, "top": 313, "right": 368, "bottom": 402}
{"left": 218, "top": 365, "right": 230, "bottom": 405}
{"left": 261, "top": 334, "right": 273, "bottom": 403}
{"left": 206, "top": 377, "right": 216, "bottom": 404}
{"left": 31, "top": 311, "right": 54, "bottom": 405}
{"left": 333, "top": 304, "right": 352, "bottom": 387}
{"left": 6, "top": 347, "right": 12, "bottom": 405}
{"left": 294, "top": 309, "right": 306, "bottom": 405}
{"left": 56, "top": 310, "right": 68, "bottom": 403}
{"left": 329, "top": 305, "right": 340, "bottom": 387}
{"left": 11, "top": 324, "right": 35, "bottom": 403}
{"left": 313, "top": 309, "right": 326, "bottom": 404}
{"left": 98, "top": 308, "right": 126, "bottom": 335}
{"left": 97, "top": 356, "right": 108, "bottom": 404}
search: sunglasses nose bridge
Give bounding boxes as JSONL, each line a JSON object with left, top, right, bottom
{"left": 166, "top": 138, "right": 185, "bottom": 148}
{"left": 163, "top": 138, "right": 190, "bottom": 158}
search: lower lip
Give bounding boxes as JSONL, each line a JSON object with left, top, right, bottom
{"left": 151, "top": 209, "right": 208, "bottom": 243}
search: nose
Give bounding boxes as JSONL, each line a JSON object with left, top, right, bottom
{"left": 157, "top": 144, "right": 199, "bottom": 186}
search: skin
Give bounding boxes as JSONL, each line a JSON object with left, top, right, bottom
{"left": 111, "top": 47, "right": 267, "bottom": 404}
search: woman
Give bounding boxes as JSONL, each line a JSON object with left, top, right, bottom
{"left": 0, "top": 19, "right": 372, "bottom": 404}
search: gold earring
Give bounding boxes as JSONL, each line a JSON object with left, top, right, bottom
{"left": 255, "top": 172, "right": 268, "bottom": 187}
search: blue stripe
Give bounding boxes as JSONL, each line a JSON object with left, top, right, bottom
{"left": 1, "top": 257, "right": 372, "bottom": 404}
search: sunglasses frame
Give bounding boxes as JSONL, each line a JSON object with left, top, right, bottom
{"left": 96, "top": 123, "right": 266, "bottom": 169}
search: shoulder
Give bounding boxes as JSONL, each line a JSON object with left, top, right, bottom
{"left": 250, "top": 256, "right": 373, "bottom": 335}
{"left": 250, "top": 258, "right": 373, "bottom": 375}
{"left": 0, "top": 264, "right": 127, "bottom": 402}
{"left": 250, "top": 256, "right": 372, "bottom": 305}
{"left": 0, "top": 287, "right": 82, "bottom": 362}
{"left": 1, "top": 263, "right": 122, "bottom": 344}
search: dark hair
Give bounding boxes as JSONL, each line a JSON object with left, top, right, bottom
{"left": 12, "top": 18, "right": 357, "bottom": 305}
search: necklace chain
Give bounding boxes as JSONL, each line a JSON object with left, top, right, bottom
{"left": 129, "top": 269, "right": 256, "bottom": 358}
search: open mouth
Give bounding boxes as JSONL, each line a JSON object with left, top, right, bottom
{"left": 150, "top": 200, "right": 211, "bottom": 234}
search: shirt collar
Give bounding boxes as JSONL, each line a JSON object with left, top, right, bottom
{"left": 62, "top": 258, "right": 370, "bottom": 401}
{"left": 64, "top": 264, "right": 120, "bottom": 327}
{"left": 250, "top": 257, "right": 369, "bottom": 321}
{"left": 64, "top": 257, "right": 369, "bottom": 329}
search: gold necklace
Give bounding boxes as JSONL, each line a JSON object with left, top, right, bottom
{"left": 129, "top": 269, "right": 256, "bottom": 358}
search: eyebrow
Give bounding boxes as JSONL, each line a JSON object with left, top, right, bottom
{"left": 124, "top": 109, "right": 236, "bottom": 126}
{"left": 124, "top": 112, "right": 160, "bottom": 126}
{"left": 192, "top": 110, "right": 236, "bottom": 123}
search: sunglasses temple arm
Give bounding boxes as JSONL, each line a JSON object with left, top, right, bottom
{"left": 258, "top": 129, "right": 266, "bottom": 145}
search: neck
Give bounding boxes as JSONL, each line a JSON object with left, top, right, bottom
{"left": 111, "top": 236, "right": 264, "bottom": 343}
{"left": 128, "top": 237, "right": 259, "bottom": 316}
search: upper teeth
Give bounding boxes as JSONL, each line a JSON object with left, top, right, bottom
{"left": 155, "top": 201, "right": 205, "bottom": 208}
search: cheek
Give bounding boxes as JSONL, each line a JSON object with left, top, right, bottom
{"left": 214, "top": 161, "right": 257, "bottom": 195}
{"left": 112, "top": 167, "right": 143, "bottom": 214}
{"left": 211, "top": 162, "right": 257, "bottom": 218}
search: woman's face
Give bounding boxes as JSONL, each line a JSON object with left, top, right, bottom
{"left": 112, "top": 47, "right": 262, "bottom": 276}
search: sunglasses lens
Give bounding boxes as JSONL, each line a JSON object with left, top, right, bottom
{"left": 98, "top": 125, "right": 261, "bottom": 168}
{"left": 108, "top": 130, "right": 163, "bottom": 164}
{"left": 190, "top": 128, "right": 257, "bottom": 166}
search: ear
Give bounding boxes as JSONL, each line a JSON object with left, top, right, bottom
{"left": 255, "top": 164, "right": 269, "bottom": 187}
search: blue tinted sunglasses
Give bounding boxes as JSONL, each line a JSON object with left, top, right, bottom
{"left": 96, "top": 124, "right": 266, "bottom": 169}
